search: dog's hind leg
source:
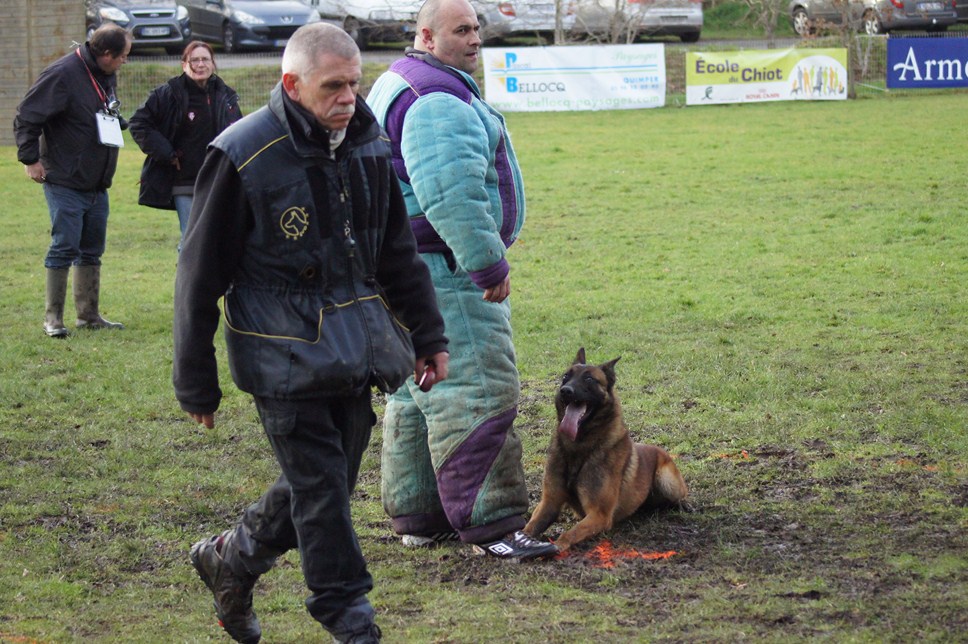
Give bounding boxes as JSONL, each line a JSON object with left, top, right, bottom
{"left": 650, "top": 448, "right": 689, "bottom": 508}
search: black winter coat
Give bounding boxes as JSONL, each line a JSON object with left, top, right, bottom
{"left": 172, "top": 85, "right": 447, "bottom": 413}
{"left": 129, "top": 74, "right": 241, "bottom": 209}
{"left": 14, "top": 44, "right": 122, "bottom": 191}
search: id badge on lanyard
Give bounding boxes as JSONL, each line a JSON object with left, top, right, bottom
{"left": 96, "top": 111, "right": 124, "bottom": 147}
{"left": 78, "top": 48, "right": 124, "bottom": 148}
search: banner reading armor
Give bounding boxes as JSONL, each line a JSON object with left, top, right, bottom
{"left": 686, "top": 49, "right": 847, "bottom": 106}
{"left": 483, "top": 44, "right": 666, "bottom": 112}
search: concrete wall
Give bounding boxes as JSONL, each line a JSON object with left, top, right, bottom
{"left": 2, "top": 0, "right": 85, "bottom": 147}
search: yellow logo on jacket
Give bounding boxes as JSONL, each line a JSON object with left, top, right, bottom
{"left": 280, "top": 207, "right": 309, "bottom": 240}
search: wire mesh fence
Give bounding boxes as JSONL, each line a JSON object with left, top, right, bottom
{"left": 114, "top": 34, "right": 967, "bottom": 117}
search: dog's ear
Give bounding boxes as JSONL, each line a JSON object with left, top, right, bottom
{"left": 601, "top": 357, "right": 621, "bottom": 390}
{"left": 574, "top": 347, "right": 586, "bottom": 365}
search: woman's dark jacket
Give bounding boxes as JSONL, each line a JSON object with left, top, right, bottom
{"left": 129, "top": 74, "right": 241, "bottom": 209}
{"left": 172, "top": 84, "right": 447, "bottom": 413}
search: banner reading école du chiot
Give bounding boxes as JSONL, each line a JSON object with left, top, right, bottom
{"left": 483, "top": 44, "right": 666, "bottom": 112}
{"left": 686, "top": 49, "right": 847, "bottom": 106}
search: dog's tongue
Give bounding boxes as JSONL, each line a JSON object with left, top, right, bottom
{"left": 558, "top": 402, "right": 587, "bottom": 441}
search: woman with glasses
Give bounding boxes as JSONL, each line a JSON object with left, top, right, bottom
{"left": 130, "top": 41, "right": 242, "bottom": 250}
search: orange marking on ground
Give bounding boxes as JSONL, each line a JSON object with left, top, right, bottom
{"left": 557, "top": 540, "right": 678, "bottom": 568}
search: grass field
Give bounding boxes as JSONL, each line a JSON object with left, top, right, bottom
{"left": 1, "top": 91, "right": 966, "bottom": 643}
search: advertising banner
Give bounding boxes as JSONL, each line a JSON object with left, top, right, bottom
{"left": 888, "top": 38, "right": 968, "bottom": 89}
{"left": 685, "top": 49, "right": 848, "bottom": 105}
{"left": 483, "top": 44, "right": 666, "bottom": 112}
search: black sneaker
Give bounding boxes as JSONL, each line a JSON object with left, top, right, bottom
{"left": 473, "top": 530, "right": 559, "bottom": 561}
{"left": 190, "top": 531, "right": 262, "bottom": 644}
{"left": 401, "top": 531, "right": 460, "bottom": 548}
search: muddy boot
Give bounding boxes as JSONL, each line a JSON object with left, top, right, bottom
{"left": 43, "top": 268, "right": 70, "bottom": 338}
{"left": 73, "top": 265, "right": 124, "bottom": 330}
{"left": 190, "top": 531, "right": 262, "bottom": 644}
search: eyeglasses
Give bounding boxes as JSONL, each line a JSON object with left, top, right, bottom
{"left": 189, "top": 57, "right": 213, "bottom": 65}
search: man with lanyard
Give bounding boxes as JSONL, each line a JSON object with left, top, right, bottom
{"left": 14, "top": 24, "right": 131, "bottom": 338}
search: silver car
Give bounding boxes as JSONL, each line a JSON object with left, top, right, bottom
{"left": 309, "top": 0, "right": 421, "bottom": 48}
{"left": 501, "top": 0, "right": 576, "bottom": 36}
{"left": 789, "top": 0, "right": 957, "bottom": 35}
{"left": 84, "top": 0, "right": 192, "bottom": 54}
{"left": 470, "top": 1, "right": 576, "bottom": 42}
{"left": 572, "top": 0, "right": 702, "bottom": 43}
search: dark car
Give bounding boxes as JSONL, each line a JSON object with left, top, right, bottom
{"left": 182, "top": 0, "right": 323, "bottom": 52}
{"left": 956, "top": 0, "right": 968, "bottom": 21}
{"left": 789, "top": 0, "right": 957, "bottom": 35}
{"left": 85, "top": 0, "right": 192, "bottom": 54}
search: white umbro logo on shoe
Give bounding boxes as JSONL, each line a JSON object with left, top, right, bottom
{"left": 487, "top": 541, "right": 516, "bottom": 556}
{"left": 472, "top": 530, "right": 559, "bottom": 560}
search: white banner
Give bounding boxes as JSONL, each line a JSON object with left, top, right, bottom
{"left": 483, "top": 44, "right": 666, "bottom": 112}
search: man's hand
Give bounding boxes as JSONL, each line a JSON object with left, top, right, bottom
{"left": 483, "top": 275, "right": 511, "bottom": 303}
{"left": 189, "top": 412, "right": 215, "bottom": 429}
{"left": 25, "top": 161, "right": 46, "bottom": 184}
{"left": 414, "top": 352, "right": 449, "bottom": 392}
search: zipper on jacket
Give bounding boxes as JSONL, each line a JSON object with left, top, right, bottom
{"left": 338, "top": 178, "right": 356, "bottom": 258}
{"left": 336, "top": 161, "right": 377, "bottom": 381}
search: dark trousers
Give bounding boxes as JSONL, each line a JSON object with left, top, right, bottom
{"left": 225, "top": 394, "right": 378, "bottom": 631}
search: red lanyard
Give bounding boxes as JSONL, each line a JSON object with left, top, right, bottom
{"left": 76, "top": 48, "right": 109, "bottom": 108}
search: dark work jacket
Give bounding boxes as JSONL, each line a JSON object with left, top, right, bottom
{"left": 173, "top": 84, "right": 447, "bottom": 413}
{"left": 129, "top": 74, "right": 242, "bottom": 209}
{"left": 13, "top": 43, "right": 122, "bottom": 191}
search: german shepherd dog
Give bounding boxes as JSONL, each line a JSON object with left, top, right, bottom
{"left": 524, "top": 348, "right": 690, "bottom": 552}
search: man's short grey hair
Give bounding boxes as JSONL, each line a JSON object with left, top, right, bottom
{"left": 282, "top": 23, "right": 359, "bottom": 77}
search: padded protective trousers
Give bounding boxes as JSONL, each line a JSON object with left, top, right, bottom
{"left": 381, "top": 252, "right": 529, "bottom": 544}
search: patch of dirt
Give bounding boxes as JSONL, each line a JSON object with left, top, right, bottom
{"left": 360, "top": 439, "right": 968, "bottom": 638}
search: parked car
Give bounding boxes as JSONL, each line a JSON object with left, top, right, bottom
{"left": 958, "top": 0, "right": 968, "bottom": 21}
{"left": 84, "top": 0, "right": 192, "bottom": 54}
{"left": 572, "top": 0, "right": 702, "bottom": 43}
{"left": 472, "top": 0, "right": 518, "bottom": 41}
{"left": 182, "top": 0, "right": 323, "bottom": 52}
{"left": 308, "top": 0, "right": 421, "bottom": 48}
{"left": 471, "top": 0, "right": 577, "bottom": 39}
{"left": 789, "top": 0, "right": 957, "bottom": 35}
{"left": 307, "top": 0, "right": 574, "bottom": 48}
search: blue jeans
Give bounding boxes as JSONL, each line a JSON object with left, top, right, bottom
{"left": 173, "top": 194, "right": 193, "bottom": 251}
{"left": 42, "top": 183, "right": 109, "bottom": 269}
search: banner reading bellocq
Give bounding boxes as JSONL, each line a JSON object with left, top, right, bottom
{"left": 686, "top": 49, "right": 847, "bottom": 106}
{"left": 483, "top": 44, "right": 665, "bottom": 112}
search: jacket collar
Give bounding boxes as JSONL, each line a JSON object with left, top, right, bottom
{"left": 404, "top": 48, "right": 480, "bottom": 98}
{"left": 78, "top": 43, "right": 109, "bottom": 83}
{"left": 267, "top": 82, "right": 379, "bottom": 158}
